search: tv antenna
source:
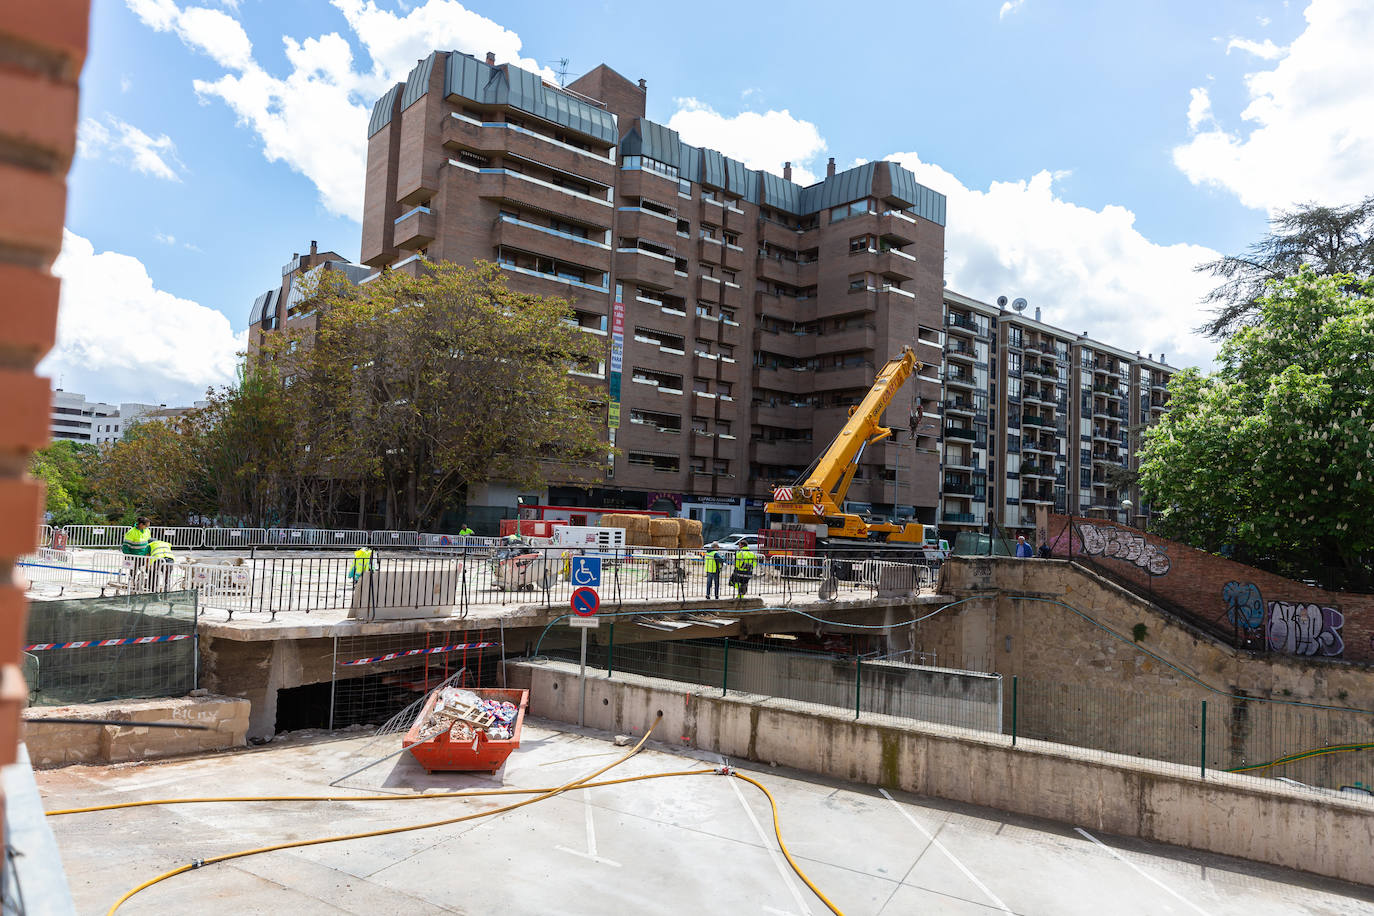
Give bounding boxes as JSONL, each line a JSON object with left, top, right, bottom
{"left": 553, "top": 57, "right": 571, "bottom": 86}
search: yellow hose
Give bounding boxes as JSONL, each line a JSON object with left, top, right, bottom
{"left": 79, "top": 716, "right": 840, "bottom": 916}
{"left": 48, "top": 770, "right": 714, "bottom": 817}
{"left": 731, "top": 770, "right": 845, "bottom": 916}
{"left": 106, "top": 714, "right": 664, "bottom": 915}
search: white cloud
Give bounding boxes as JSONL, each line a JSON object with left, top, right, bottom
{"left": 1174, "top": 0, "right": 1374, "bottom": 212}
{"left": 999, "top": 0, "right": 1025, "bottom": 19}
{"left": 154, "top": 231, "right": 176, "bottom": 245}
{"left": 887, "top": 152, "right": 1222, "bottom": 370}
{"left": 1225, "top": 36, "right": 1288, "bottom": 59}
{"left": 1185, "top": 87, "right": 1213, "bottom": 131}
{"left": 77, "top": 114, "right": 183, "bottom": 181}
{"left": 125, "top": 0, "right": 555, "bottom": 221}
{"left": 43, "top": 229, "right": 244, "bottom": 405}
{"left": 667, "top": 98, "right": 827, "bottom": 186}
{"left": 1258, "top": 15, "right": 1272, "bottom": 26}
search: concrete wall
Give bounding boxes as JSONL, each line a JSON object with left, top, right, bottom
{"left": 507, "top": 659, "right": 1374, "bottom": 886}
{"left": 931, "top": 557, "right": 1374, "bottom": 791}
{"left": 591, "top": 640, "right": 1000, "bottom": 730}
{"left": 24, "top": 694, "right": 249, "bottom": 767}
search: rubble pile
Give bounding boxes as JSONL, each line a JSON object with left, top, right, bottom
{"left": 418, "top": 687, "right": 518, "bottom": 743}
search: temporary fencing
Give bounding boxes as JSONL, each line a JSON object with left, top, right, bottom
{"left": 44, "top": 525, "right": 506, "bottom": 551}
{"left": 202, "top": 528, "right": 269, "bottom": 549}
{"left": 182, "top": 547, "right": 939, "bottom": 621}
{"left": 23, "top": 589, "right": 198, "bottom": 706}
{"left": 19, "top": 549, "right": 189, "bottom": 596}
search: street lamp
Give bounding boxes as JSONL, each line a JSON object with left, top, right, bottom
{"left": 1120, "top": 498, "right": 1133, "bottom": 528}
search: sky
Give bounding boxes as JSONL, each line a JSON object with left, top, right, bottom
{"left": 47, "top": 0, "right": 1374, "bottom": 405}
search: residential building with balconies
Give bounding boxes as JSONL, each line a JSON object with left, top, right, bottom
{"left": 360, "top": 50, "right": 948, "bottom": 535}
{"left": 940, "top": 291, "right": 1174, "bottom": 540}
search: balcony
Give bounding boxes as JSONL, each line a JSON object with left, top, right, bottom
{"left": 944, "top": 399, "right": 976, "bottom": 416}
{"left": 942, "top": 511, "right": 983, "bottom": 525}
{"left": 814, "top": 363, "right": 879, "bottom": 391}
{"left": 943, "top": 480, "right": 979, "bottom": 496}
{"left": 944, "top": 370, "right": 977, "bottom": 389}
{"left": 393, "top": 206, "right": 436, "bottom": 250}
{"left": 944, "top": 425, "right": 977, "bottom": 441}
{"left": 946, "top": 342, "right": 976, "bottom": 363}
{"left": 616, "top": 208, "right": 679, "bottom": 248}
{"left": 753, "top": 439, "right": 811, "bottom": 466}
{"left": 461, "top": 165, "right": 611, "bottom": 227}
{"left": 944, "top": 453, "right": 979, "bottom": 472}
{"left": 753, "top": 404, "right": 813, "bottom": 428}
{"left": 753, "top": 366, "right": 809, "bottom": 393}
{"left": 614, "top": 247, "right": 678, "bottom": 289}
{"left": 443, "top": 114, "right": 615, "bottom": 185}
{"left": 722, "top": 243, "right": 746, "bottom": 272}
{"left": 697, "top": 236, "right": 723, "bottom": 265}
{"left": 495, "top": 217, "right": 611, "bottom": 271}
{"left": 818, "top": 323, "right": 877, "bottom": 354}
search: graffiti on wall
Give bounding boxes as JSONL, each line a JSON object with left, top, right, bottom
{"left": 1077, "top": 523, "right": 1171, "bottom": 575}
{"left": 1222, "top": 580, "right": 1345, "bottom": 657}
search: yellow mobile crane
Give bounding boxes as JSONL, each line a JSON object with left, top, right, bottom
{"left": 764, "top": 346, "right": 927, "bottom": 543}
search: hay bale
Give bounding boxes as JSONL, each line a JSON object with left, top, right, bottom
{"left": 679, "top": 532, "right": 704, "bottom": 549}
{"left": 600, "top": 513, "right": 631, "bottom": 529}
{"left": 677, "top": 518, "right": 703, "bottom": 538}
{"left": 626, "top": 530, "right": 654, "bottom": 547}
{"left": 649, "top": 534, "right": 678, "bottom": 548}
{"left": 648, "top": 518, "right": 678, "bottom": 538}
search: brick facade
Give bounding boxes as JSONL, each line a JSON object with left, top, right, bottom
{"left": 1042, "top": 512, "right": 1374, "bottom": 665}
{"left": 0, "top": 0, "right": 91, "bottom": 845}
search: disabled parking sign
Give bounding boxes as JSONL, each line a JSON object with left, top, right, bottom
{"left": 570, "top": 555, "right": 602, "bottom": 588}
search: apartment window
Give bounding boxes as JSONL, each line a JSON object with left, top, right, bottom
{"left": 456, "top": 150, "right": 489, "bottom": 167}
{"left": 718, "top": 381, "right": 733, "bottom": 397}
{"left": 723, "top": 231, "right": 739, "bottom": 246}
{"left": 722, "top": 269, "right": 736, "bottom": 284}
{"left": 678, "top": 178, "right": 692, "bottom": 196}
{"left": 691, "top": 458, "right": 707, "bottom": 473}
{"left": 694, "top": 378, "right": 710, "bottom": 393}
{"left": 848, "top": 275, "right": 867, "bottom": 291}
{"left": 849, "top": 235, "right": 872, "bottom": 253}
{"left": 720, "top": 309, "right": 735, "bottom": 323}
{"left": 696, "top": 303, "right": 713, "bottom": 317}
{"left": 713, "top": 461, "right": 730, "bottom": 475}
{"left": 719, "top": 344, "right": 734, "bottom": 359}
{"left": 1008, "top": 327, "right": 1023, "bottom": 349}
{"left": 629, "top": 452, "right": 680, "bottom": 472}
{"left": 550, "top": 218, "right": 588, "bottom": 239}
{"left": 1007, "top": 377, "right": 1021, "bottom": 400}
{"left": 676, "top": 219, "right": 690, "bottom": 235}
{"left": 717, "top": 420, "right": 732, "bottom": 436}
{"left": 621, "top": 155, "right": 678, "bottom": 179}
{"left": 692, "top": 416, "right": 709, "bottom": 433}
{"left": 699, "top": 225, "right": 717, "bottom": 239}
{"left": 1007, "top": 352, "right": 1021, "bottom": 374}
{"left": 702, "top": 189, "right": 718, "bottom": 202}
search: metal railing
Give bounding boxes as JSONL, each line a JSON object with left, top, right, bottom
{"left": 18, "top": 549, "right": 191, "bottom": 596}
{"left": 46, "top": 524, "right": 500, "bottom": 551}
{"left": 170, "top": 547, "right": 940, "bottom": 621}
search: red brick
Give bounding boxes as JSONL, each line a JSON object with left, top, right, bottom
{"left": 0, "top": 665, "right": 26, "bottom": 768}
{"left": 0, "top": 71, "right": 78, "bottom": 164}
{"left": 0, "top": 162, "right": 66, "bottom": 257}
{"left": 0, "top": 264, "right": 59, "bottom": 361}
{"left": 0, "top": 0, "right": 90, "bottom": 79}
{"left": 0, "top": 586, "right": 28, "bottom": 669}
{"left": 0, "top": 479, "right": 43, "bottom": 559}
{"left": 0, "top": 372, "right": 51, "bottom": 453}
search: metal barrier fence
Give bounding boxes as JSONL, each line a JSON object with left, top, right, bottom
{"left": 49, "top": 525, "right": 506, "bottom": 551}
{"left": 19, "top": 549, "right": 190, "bottom": 596}
{"left": 181, "top": 547, "right": 940, "bottom": 621}
{"left": 543, "top": 634, "right": 1374, "bottom": 799}
{"left": 23, "top": 589, "right": 198, "bottom": 706}
{"left": 203, "top": 527, "right": 269, "bottom": 549}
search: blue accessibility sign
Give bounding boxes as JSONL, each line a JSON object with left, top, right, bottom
{"left": 570, "top": 555, "right": 602, "bottom": 588}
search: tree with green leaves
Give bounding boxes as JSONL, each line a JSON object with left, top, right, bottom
{"left": 279, "top": 260, "right": 607, "bottom": 529}
{"left": 1140, "top": 268, "right": 1374, "bottom": 588}
{"left": 29, "top": 439, "right": 101, "bottom": 525}
{"left": 89, "top": 418, "right": 213, "bottom": 525}
{"left": 1196, "top": 196, "right": 1374, "bottom": 340}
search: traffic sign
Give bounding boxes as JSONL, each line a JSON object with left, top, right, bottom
{"left": 570, "top": 555, "right": 602, "bottom": 587}
{"left": 570, "top": 586, "right": 600, "bottom": 617}
{"left": 569, "top": 616, "right": 600, "bottom": 628}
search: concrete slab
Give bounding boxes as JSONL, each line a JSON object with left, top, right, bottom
{"left": 35, "top": 723, "right": 1374, "bottom": 916}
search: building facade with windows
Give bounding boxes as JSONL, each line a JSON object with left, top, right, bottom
{"left": 939, "top": 291, "right": 1174, "bottom": 539}
{"left": 247, "top": 240, "right": 371, "bottom": 353}
{"left": 358, "top": 51, "right": 949, "bottom": 535}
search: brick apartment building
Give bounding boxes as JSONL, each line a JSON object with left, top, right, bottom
{"left": 354, "top": 50, "right": 948, "bottom": 534}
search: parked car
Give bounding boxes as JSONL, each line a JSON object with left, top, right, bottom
{"left": 715, "top": 533, "right": 758, "bottom": 552}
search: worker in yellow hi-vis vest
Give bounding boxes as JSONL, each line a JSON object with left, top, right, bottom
{"left": 122, "top": 517, "right": 152, "bottom": 556}
{"left": 348, "top": 546, "right": 373, "bottom": 582}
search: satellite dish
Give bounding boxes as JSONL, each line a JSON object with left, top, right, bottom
{"left": 1012, "top": 297, "right": 1029, "bottom": 313}
{"left": 996, "top": 296, "right": 1009, "bottom": 308}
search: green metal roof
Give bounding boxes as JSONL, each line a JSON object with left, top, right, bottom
{"left": 620, "top": 119, "right": 682, "bottom": 166}
{"left": 442, "top": 52, "right": 618, "bottom": 144}
{"left": 367, "top": 85, "right": 400, "bottom": 137}
{"left": 800, "top": 162, "right": 875, "bottom": 213}
{"left": 401, "top": 52, "right": 438, "bottom": 112}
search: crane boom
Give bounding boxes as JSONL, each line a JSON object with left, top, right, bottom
{"left": 764, "top": 346, "right": 927, "bottom": 543}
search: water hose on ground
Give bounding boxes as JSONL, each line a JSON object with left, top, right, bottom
{"left": 97, "top": 717, "right": 842, "bottom": 916}
{"left": 104, "top": 713, "right": 663, "bottom": 915}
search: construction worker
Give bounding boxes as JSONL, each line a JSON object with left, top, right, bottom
{"left": 122, "top": 516, "right": 152, "bottom": 556}
{"left": 731, "top": 543, "right": 758, "bottom": 597}
{"left": 147, "top": 539, "right": 175, "bottom": 592}
{"left": 348, "top": 545, "right": 374, "bottom": 582}
{"left": 703, "top": 542, "right": 723, "bottom": 599}
{"left": 459, "top": 524, "right": 474, "bottom": 537}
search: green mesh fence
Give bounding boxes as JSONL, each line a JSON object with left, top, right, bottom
{"left": 23, "top": 590, "right": 198, "bottom": 706}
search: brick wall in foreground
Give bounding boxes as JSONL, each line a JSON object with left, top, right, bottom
{"left": 0, "top": 0, "right": 91, "bottom": 846}
{"left": 1041, "top": 512, "right": 1374, "bottom": 665}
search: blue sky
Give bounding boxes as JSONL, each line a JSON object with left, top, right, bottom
{"left": 48, "top": 0, "right": 1374, "bottom": 404}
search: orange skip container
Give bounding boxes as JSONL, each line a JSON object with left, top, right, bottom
{"left": 403, "top": 687, "right": 529, "bottom": 774}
